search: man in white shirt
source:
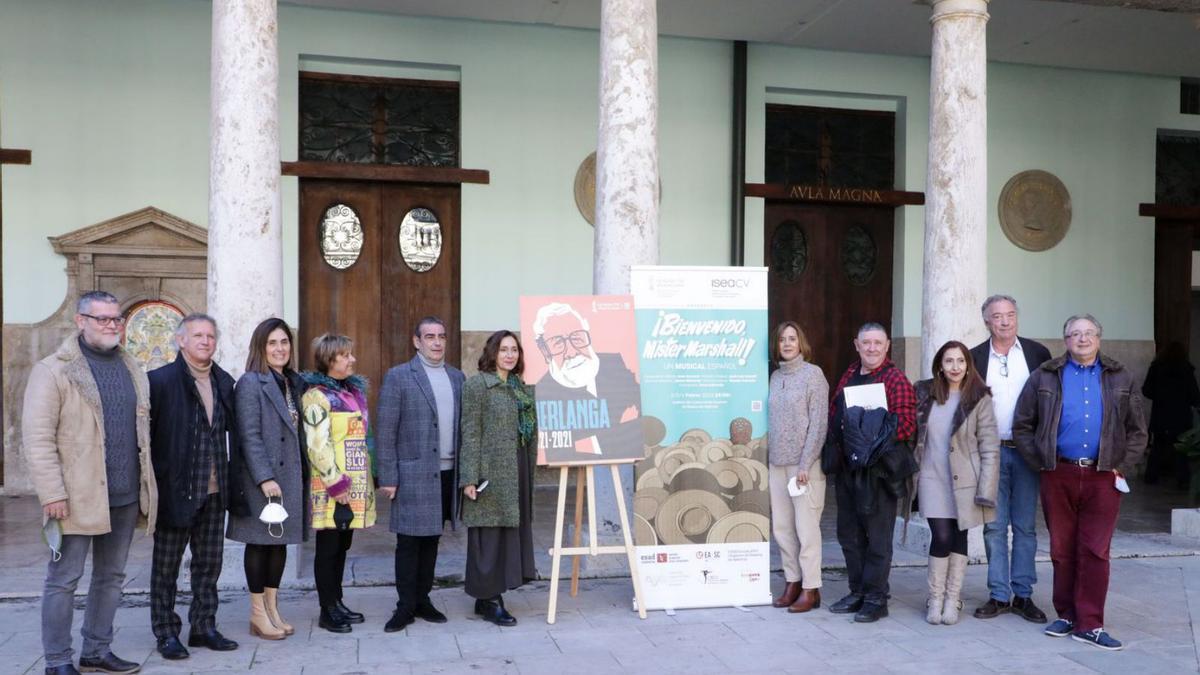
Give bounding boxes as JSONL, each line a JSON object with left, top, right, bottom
{"left": 968, "top": 295, "right": 1052, "bottom": 623}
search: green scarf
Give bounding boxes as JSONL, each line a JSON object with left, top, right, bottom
{"left": 506, "top": 374, "right": 536, "bottom": 448}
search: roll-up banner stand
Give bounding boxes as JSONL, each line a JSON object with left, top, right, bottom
{"left": 630, "top": 266, "right": 772, "bottom": 611}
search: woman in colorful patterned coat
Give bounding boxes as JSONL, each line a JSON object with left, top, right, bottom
{"left": 302, "top": 333, "right": 376, "bottom": 634}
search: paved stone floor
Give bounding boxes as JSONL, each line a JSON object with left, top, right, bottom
{"left": 1, "top": 555, "right": 1198, "bottom": 674}
{"left": 2, "top": 479, "right": 1198, "bottom": 674}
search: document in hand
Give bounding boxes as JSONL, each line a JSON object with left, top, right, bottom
{"left": 844, "top": 382, "right": 888, "bottom": 410}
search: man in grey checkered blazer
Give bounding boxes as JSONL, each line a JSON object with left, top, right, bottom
{"left": 148, "top": 314, "right": 240, "bottom": 660}
{"left": 377, "top": 316, "right": 465, "bottom": 632}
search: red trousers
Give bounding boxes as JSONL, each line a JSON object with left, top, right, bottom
{"left": 1040, "top": 462, "right": 1122, "bottom": 632}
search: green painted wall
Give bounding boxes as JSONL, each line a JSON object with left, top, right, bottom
{"left": 1, "top": 0, "right": 1195, "bottom": 341}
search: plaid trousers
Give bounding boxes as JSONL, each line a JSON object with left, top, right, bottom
{"left": 150, "top": 493, "right": 226, "bottom": 638}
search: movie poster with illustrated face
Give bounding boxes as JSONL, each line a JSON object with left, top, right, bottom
{"left": 519, "top": 295, "right": 644, "bottom": 466}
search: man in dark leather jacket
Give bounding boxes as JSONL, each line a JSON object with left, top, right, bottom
{"left": 1012, "top": 313, "right": 1146, "bottom": 652}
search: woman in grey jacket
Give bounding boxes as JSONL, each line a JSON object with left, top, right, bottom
{"left": 459, "top": 330, "right": 537, "bottom": 627}
{"left": 226, "top": 318, "right": 309, "bottom": 640}
{"left": 767, "top": 321, "right": 829, "bottom": 613}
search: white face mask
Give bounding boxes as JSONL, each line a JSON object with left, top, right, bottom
{"left": 259, "top": 497, "right": 288, "bottom": 539}
{"left": 42, "top": 518, "right": 63, "bottom": 562}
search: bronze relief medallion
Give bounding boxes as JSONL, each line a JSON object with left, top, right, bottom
{"left": 998, "top": 170, "right": 1071, "bottom": 251}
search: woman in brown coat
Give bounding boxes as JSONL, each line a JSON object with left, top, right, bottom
{"left": 911, "top": 340, "right": 999, "bottom": 625}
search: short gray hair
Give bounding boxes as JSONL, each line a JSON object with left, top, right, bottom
{"left": 1062, "top": 313, "right": 1103, "bottom": 338}
{"left": 76, "top": 291, "right": 119, "bottom": 315}
{"left": 981, "top": 294, "right": 1019, "bottom": 319}
{"left": 175, "top": 313, "right": 218, "bottom": 339}
{"left": 856, "top": 322, "right": 888, "bottom": 339}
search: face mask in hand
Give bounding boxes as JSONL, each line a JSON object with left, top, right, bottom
{"left": 259, "top": 497, "right": 288, "bottom": 539}
{"left": 42, "top": 518, "right": 63, "bottom": 562}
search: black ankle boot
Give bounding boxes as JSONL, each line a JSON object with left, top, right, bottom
{"left": 475, "top": 596, "right": 517, "bottom": 627}
{"left": 335, "top": 599, "right": 364, "bottom": 624}
{"left": 319, "top": 605, "right": 352, "bottom": 633}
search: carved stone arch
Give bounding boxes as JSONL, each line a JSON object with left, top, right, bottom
{"left": 3, "top": 206, "right": 207, "bottom": 493}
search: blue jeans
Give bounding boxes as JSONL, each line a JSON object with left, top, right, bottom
{"left": 983, "top": 446, "right": 1039, "bottom": 601}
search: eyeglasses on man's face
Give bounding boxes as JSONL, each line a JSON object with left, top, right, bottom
{"left": 540, "top": 329, "right": 592, "bottom": 356}
{"left": 1065, "top": 330, "right": 1099, "bottom": 341}
{"left": 81, "top": 313, "right": 126, "bottom": 328}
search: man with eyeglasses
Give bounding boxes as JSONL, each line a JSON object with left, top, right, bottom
{"left": 968, "top": 295, "right": 1051, "bottom": 623}
{"left": 1013, "top": 314, "right": 1147, "bottom": 651}
{"left": 531, "top": 302, "right": 640, "bottom": 460}
{"left": 22, "top": 291, "right": 158, "bottom": 674}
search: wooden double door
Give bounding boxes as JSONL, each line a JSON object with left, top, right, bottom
{"left": 299, "top": 179, "right": 460, "bottom": 406}
{"left": 764, "top": 203, "right": 894, "bottom": 383}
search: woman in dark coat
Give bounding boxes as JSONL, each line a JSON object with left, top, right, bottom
{"left": 459, "top": 330, "right": 538, "bottom": 626}
{"left": 226, "top": 318, "right": 309, "bottom": 640}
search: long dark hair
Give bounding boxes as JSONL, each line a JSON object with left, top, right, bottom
{"left": 930, "top": 340, "right": 990, "bottom": 407}
{"left": 245, "top": 317, "right": 297, "bottom": 374}
{"left": 477, "top": 330, "right": 524, "bottom": 376}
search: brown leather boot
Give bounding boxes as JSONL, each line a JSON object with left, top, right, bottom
{"left": 264, "top": 587, "right": 295, "bottom": 636}
{"left": 788, "top": 588, "right": 821, "bottom": 613}
{"left": 249, "top": 592, "right": 286, "bottom": 640}
{"left": 772, "top": 581, "right": 802, "bottom": 608}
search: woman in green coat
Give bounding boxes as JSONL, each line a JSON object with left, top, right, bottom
{"left": 459, "top": 330, "right": 537, "bottom": 626}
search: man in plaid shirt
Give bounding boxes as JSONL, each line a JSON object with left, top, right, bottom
{"left": 826, "top": 322, "right": 917, "bottom": 623}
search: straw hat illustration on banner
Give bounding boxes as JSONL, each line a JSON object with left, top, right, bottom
{"left": 635, "top": 416, "right": 771, "bottom": 546}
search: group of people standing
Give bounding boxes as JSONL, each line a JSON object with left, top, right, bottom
{"left": 21, "top": 288, "right": 1152, "bottom": 674}
{"left": 766, "top": 294, "right": 1146, "bottom": 652}
{"left": 23, "top": 292, "right": 538, "bottom": 675}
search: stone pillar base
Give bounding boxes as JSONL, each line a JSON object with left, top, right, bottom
{"left": 1171, "top": 508, "right": 1200, "bottom": 539}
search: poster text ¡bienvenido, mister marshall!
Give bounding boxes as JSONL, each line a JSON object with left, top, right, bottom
{"left": 641, "top": 312, "right": 757, "bottom": 362}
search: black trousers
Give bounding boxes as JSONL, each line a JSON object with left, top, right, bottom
{"left": 441, "top": 469, "right": 454, "bottom": 525}
{"left": 314, "top": 529, "right": 354, "bottom": 608}
{"left": 150, "top": 494, "right": 225, "bottom": 639}
{"left": 394, "top": 534, "right": 440, "bottom": 615}
{"left": 835, "top": 475, "right": 898, "bottom": 604}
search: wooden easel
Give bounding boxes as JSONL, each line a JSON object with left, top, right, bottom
{"left": 546, "top": 462, "right": 647, "bottom": 624}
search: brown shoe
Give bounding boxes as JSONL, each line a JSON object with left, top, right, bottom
{"left": 773, "top": 581, "right": 802, "bottom": 608}
{"left": 788, "top": 588, "right": 821, "bottom": 613}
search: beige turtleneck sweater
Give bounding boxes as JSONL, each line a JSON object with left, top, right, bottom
{"left": 183, "top": 354, "right": 219, "bottom": 495}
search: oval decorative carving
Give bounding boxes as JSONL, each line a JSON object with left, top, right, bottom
{"left": 320, "top": 204, "right": 364, "bottom": 270}
{"left": 769, "top": 220, "right": 808, "bottom": 282}
{"left": 841, "top": 225, "right": 877, "bottom": 286}
{"left": 399, "top": 207, "right": 442, "bottom": 272}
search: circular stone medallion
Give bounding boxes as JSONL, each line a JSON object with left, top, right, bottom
{"left": 998, "top": 170, "right": 1072, "bottom": 252}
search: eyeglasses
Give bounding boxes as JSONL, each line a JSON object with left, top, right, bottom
{"left": 1065, "top": 330, "right": 1099, "bottom": 340}
{"left": 81, "top": 313, "right": 126, "bottom": 327}
{"left": 997, "top": 354, "right": 1008, "bottom": 378}
{"left": 539, "top": 330, "right": 592, "bottom": 356}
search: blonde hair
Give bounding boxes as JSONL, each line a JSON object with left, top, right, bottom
{"left": 311, "top": 333, "right": 354, "bottom": 374}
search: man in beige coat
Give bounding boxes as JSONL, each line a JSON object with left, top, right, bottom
{"left": 23, "top": 291, "right": 158, "bottom": 675}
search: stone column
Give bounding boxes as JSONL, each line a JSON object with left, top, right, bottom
{"left": 921, "top": 0, "right": 989, "bottom": 375}
{"left": 594, "top": 0, "right": 659, "bottom": 295}
{"left": 592, "top": 0, "right": 659, "bottom": 542}
{"left": 209, "top": 0, "right": 283, "bottom": 377}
